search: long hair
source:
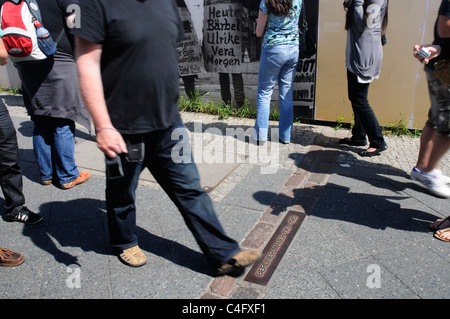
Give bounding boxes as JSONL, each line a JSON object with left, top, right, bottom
{"left": 266, "top": 0, "right": 294, "bottom": 17}
{"left": 344, "top": 0, "right": 389, "bottom": 35}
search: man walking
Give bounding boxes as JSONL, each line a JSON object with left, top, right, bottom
{"left": 72, "top": 0, "right": 260, "bottom": 274}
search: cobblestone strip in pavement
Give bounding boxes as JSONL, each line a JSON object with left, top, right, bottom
{"left": 199, "top": 128, "right": 348, "bottom": 299}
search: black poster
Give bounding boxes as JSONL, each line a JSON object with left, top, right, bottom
{"left": 294, "top": 0, "right": 319, "bottom": 119}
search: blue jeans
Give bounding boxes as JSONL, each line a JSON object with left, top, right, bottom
{"left": 255, "top": 44, "right": 299, "bottom": 143}
{"left": 105, "top": 118, "right": 240, "bottom": 267}
{"left": 32, "top": 116, "right": 79, "bottom": 184}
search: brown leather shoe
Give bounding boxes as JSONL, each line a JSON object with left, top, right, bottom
{"left": 61, "top": 172, "right": 91, "bottom": 189}
{"left": 119, "top": 246, "right": 147, "bottom": 267}
{"left": 217, "top": 249, "right": 261, "bottom": 275}
{"left": 0, "top": 248, "right": 25, "bottom": 267}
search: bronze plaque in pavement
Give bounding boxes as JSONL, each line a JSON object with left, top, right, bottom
{"left": 244, "top": 210, "right": 306, "bottom": 286}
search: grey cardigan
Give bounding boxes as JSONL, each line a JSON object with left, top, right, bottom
{"left": 346, "top": 0, "right": 388, "bottom": 82}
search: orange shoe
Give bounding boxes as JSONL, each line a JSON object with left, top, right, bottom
{"left": 0, "top": 248, "right": 25, "bottom": 267}
{"left": 61, "top": 172, "right": 91, "bottom": 189}
{"left": 41, "top": 179, "right": 52, "bottom": 185}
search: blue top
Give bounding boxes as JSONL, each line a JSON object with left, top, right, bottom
{"left": 260, "top": 0, "right": 302, "bottom": 47}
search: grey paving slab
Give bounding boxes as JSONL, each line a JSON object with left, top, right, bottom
{"left": 216, "top": 205, "right": 263, "bottom": 244}
{"left": 221, "top": 165, "right": 293, "bottom": 212}
{"left": 272, "top": 218, "right": 367, "bottom": 270}
{"left": 265, "top": 266, "right": 341, "bottom": 299}
{"left": 318, "top": 256, "right": 417, "bottom": 299}
{"left": 374, "top": 242, "right": 450, "bottom": 297}
{"left": 39, "top": 251, "right": 111, "bottom": 299}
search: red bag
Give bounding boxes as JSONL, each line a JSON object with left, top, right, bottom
{"left": 1, "top": 0, "right": 47, "bottom": 63}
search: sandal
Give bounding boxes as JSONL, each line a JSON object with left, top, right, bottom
{"left": 118, "top": 245, "right": 147, "bottom": 267}
{"left": 434, "top": 227, "right": 450, "bottom": 242}
{"left": 429, "top": 216, "right": 450, "bottom": 231}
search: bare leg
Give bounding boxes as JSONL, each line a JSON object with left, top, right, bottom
{"left": 422, "top": 135, "right": 450, "bottom": 173}
{"left": 415, "top": 125, "right": 436, "bottom": 169}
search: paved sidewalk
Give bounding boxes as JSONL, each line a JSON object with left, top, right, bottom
{"left": 0, "top": 93, "right": 449, "bottom": 301}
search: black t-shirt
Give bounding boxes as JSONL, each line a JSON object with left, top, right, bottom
{"left": 0, "top": 0, "right": 76, "bottom": 55}
{"left": 37, "top": 0, "right": 77, "bottom": 55}
{"left": 427, "top": 0, "right": 450, "bottom": 70}
{"left": 71, "top": 0, "right": 185, "bottom": 134}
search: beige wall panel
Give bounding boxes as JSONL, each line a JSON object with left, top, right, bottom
{"left": 315, "top": 0, "right": 440, "bottom": 129}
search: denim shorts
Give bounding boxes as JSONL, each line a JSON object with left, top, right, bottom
{"left": 425, "top": 68, "right": 450, "bottom": 137}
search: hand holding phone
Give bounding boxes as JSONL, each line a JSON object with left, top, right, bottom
{"left": 416, "top": 47, "right": 431, "bottom": 59}
{"left": 413, "top": 44, "right": 442, "bottom": 64}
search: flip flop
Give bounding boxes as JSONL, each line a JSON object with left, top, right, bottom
{"left": 434, "top": 227, "right": 450, "bottom": 242}
{"left": 429, "top": 216, "right": 450, "bottom": 231}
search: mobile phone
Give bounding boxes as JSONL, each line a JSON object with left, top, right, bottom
{"left": 124, "top": 136, "right": 144, "bottom": 162}
{"left": 105, "top": 156, "right": 124, "bottom": 179}
{"left": 416, "top": 47, "right": 431, "bottom": 59}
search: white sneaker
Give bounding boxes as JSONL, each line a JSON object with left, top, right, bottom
{"left": 412, "top": 168, "right": 450, "bottom": 198}
{"left": 441, "top": 174, "right": 450, "bottom": 184}
{"left": 411, "top": 167, "right": 426, "bottom": 182}
{"left": 411, "top": 167, "right": 450, "bottom": 184}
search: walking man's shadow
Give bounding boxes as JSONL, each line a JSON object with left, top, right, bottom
{"left": 21, "top": 198, "right": 223, "bottom": 276}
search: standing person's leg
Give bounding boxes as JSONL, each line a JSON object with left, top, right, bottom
{"left": 341, "top": 72, "right": 367, "bottom": 146}
{"left": 182, "top": 75, "right": 197, "bottom": 101}
{"left": 0, "top": 102, "right": 25, "bottom": 215}
{"left": 0, "top": 104, "right": 42, "bottom": 224}
{"left": 423, "top": 135, "right": 450, "bottom": 173}
{"left": 232, "top": 73, "right": 246, "bottom": 108}
{"left": 347, "top": 70, "right": 386, "bottom": 156}
{"left": 414, "top": 125, "right": 436, "bottom": 170}
{"left": 277, "top": 45, "right": 299, "bottom": 144}
{"left": 339, "top": 114, "right": 367, "bottom": 145}
{"left": 411, "top": 69, "right": 450, "bottom": 198}
{"left": 52, "top": 118, "right": 78, "bottom": 184}
{"left": 417, "top": 97, "right": 450, "bottom": 197}
{"left": 219, "top": 73, "right": 232, "bottom": 106}
{"left": 255, "top": 46, "right": 281, "bottom": 142}
{"left": 32, "top": 116, "right": 54, "bottom": 185}
{"left": 414, "top": 69, "right": 450, "bottom": 173}
{"left": 147, "top": 119, "right": 260, "bottom": 273}
{"left": 51, "top": 117, "right": 90, "bottom": 189}
{"left": 350, "top": 114, "right": 367, "bottom": 143}
{"left": 412, "top": 69, "right": 441, "bottom": 174}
